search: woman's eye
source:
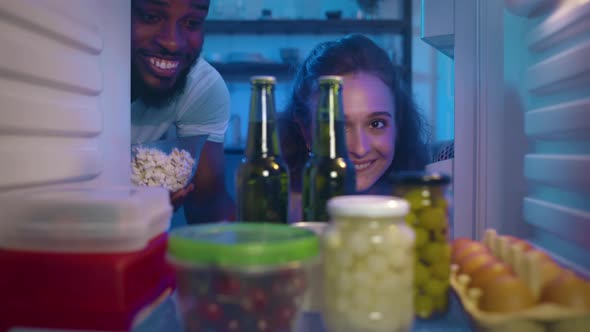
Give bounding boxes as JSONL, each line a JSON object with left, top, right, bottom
{"left": 370, "top": 120, "right": 386, "bottom": 129}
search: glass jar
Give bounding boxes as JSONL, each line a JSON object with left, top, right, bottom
{"left": 322, "top": 195, "right": 415, "bottom": 332}
{"left": 392, "top": 172, "right": 452, "bottom": 319}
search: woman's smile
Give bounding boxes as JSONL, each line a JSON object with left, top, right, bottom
{"left": 342, "top": 72, "right": 396, "bottom": 192}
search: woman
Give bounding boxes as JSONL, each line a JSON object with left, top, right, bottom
{"left": 279, "top": 34, "right": 430, "bottom": 220}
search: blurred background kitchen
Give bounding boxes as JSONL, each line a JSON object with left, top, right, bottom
{"left": 205, "top": 0, "right": 455, "bottom": 202}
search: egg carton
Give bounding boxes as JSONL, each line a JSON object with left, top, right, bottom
{"left": 450, "top": 229, "right": 590, "bottom": 332}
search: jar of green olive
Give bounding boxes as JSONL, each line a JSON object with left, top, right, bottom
{"left": 391, "top": 172, "right": 452, "bottom": 319}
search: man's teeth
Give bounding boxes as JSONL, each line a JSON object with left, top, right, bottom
{"left": 149, "top": 57, "right": 179, "bottom": 70}
{"left": 355, "top": 162, "right": 371, "bottom": 171}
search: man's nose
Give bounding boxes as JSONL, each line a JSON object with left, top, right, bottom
{"left": 347, "top": 129, "right": 370, "bottom": 158}
{"left": 155, "top": 23, "right": 183, "bottom": 53}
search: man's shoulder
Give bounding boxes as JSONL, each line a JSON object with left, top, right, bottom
{"left": 178, "top": 57, "right": 229, "bottom": 106}
{"left": 174, "top": 57, "right": 230, "bottom": 122}
{"left": 187, "top": 57, "right": 223, "bottom": 84}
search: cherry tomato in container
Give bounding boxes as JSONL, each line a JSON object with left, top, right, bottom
{"left": 167, "top": 223, "right": 320, "bottom": 332}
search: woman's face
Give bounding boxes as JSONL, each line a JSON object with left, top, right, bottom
{"left": 342, "top": 72, "right": 396, "bottom": 192}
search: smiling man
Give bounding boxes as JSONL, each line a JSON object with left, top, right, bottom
{"left": 131, "top": 0, "right": 235, "bottom": 223}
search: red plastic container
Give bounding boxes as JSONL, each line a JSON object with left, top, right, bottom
{"left": 0, "top": 233, "right": 175, "bottom": 332}
{"left": 0, "top": 187, "right": 175, "bottom": 332}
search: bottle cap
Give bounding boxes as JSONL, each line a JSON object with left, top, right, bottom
{"left": 250, "top": 76, "right": 276, "bottom": 84}
{"left": 318, "top": 75, "right": 343, "bottom": 84}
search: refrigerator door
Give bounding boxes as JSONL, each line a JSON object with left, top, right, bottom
{"left": 0, "top": 0, "right": 130, "bottom": 192}
{"left": 453, "top": 0, "right": 590, "bottom": 272}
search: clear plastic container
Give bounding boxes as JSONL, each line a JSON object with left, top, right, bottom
{"left": 167, "top": 223, "right": 320, "bottom": 332}
{"left": 0, "top": 186, "right": 174, "bottom": 331}
{"left": 392, "top": 171, "right": 452, "bottom": 319}
{"left": 0, "top": 186, "right": 172, "bottom": 252}
{"left": 322, "top": 195, "right": 415, "bottom": 332}
{"left": 291, "top": 222, "right": 328, "bottom": 313}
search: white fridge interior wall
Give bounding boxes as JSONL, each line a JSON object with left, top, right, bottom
{"left": 0, "top": 0, "right": 130, "bottom": 194}
{"left": 514, "top": 0, "right": 590, "bottom": 272}
{"left": 453, "top": 0, "right": 590, "bottom": 274}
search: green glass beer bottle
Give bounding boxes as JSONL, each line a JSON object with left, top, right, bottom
{"left": 302, "top": 75, "right": 356, "bottom": 221}
{"left": 236, "top": 76, "right": 289, "bottom": 223}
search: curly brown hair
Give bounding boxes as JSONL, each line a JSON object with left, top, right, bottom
{"left": 279, "top": 34, "right": 430, "bottom": 193}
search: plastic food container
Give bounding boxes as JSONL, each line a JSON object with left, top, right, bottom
{"left": 291, "top": 222, "right": 328, "bottom": 312}
{"left": 167, "top": 223, "right": 320, "bottom": 332}
{"left": 0, "top": 186, "right": 172, "bottom": 252}
{"left": 322, "top": 195, "right": 415, "bottom": 332}
{"left": 0, "top": 186, "right": 175, "bottom": 331}
{"left": 392, "top": 171, "right": 452, "bottom": 318}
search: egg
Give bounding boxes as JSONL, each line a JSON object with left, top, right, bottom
{"left": 452, "top": 238, "right": 475, "bottom": 255}
{"left": 479, "top": 275, "right": 536, "bottom": 313}
{"left": 541, "top": 271, "right": 590, "bottom": 310}
{"left": 469, "top": 261, "right": 514, "bottom": 289}
{"left": 452, "top": 241, "right": 489, "bottom": 264}
{"left": 538, "top": 258, "right": 562, "bottom": 288}
{"left": 458, "top": 251, "right": 498, "bottom": 276}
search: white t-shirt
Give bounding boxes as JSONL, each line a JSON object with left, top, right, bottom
{"left": 131, "top": 58, "right": 230, "bottom": 144}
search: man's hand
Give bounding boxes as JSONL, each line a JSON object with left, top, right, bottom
{"left": 170, "top": 183, "right": 195, "bottom": 211}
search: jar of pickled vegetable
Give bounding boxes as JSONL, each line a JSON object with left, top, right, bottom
{"left": 391, "top": 171, "right": 452, "bottom": 319}
{"left": 322, "top": 195, "right": 415, "bottom": 332}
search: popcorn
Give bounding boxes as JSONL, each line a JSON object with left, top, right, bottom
{"left": 131, "top": 147, "right": 195, "bottom": 192}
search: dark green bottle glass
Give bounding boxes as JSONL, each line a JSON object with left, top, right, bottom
{"left": 236, "top": 76, "right": 289, "bottom": 223}
{"left": 302, "top": 75, "right": 356, "bottom": 221}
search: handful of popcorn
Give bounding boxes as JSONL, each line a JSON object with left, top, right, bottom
{"left": 131, "top": 147, "right": 195, "bottom": 192}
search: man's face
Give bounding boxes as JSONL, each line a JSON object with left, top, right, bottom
{"left": 132, "top": 0, "right": 210, "bottom": 93}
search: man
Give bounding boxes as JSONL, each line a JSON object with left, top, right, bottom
{"left": 131, "top": 0, "right": 235, "bottom": 222}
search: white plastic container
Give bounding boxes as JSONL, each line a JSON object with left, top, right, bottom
{"left": 0, "top": 186, "right": 172, "bottom": 252}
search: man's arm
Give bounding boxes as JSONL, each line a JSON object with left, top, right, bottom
{"left": 183, "top": 140, "right": 236, "bottom": 223}
{"left": 176, "top": 59, "right": 234, "bottom": 222}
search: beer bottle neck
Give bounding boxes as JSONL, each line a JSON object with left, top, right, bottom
{"left": 312, "top": 84, "right": 348, "bottom": 159}
{"left": 245, "top": 83, "right": 280, "bottom": 158}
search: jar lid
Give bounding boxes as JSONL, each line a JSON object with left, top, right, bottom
{"left": 167, "top": 223, "right": 319, "bottom": 267}
{"left": 390, "top": 171, "right": 451, "bottom": 185}
{"left": 327, "top": 195, "right": 409, "bottom": 218}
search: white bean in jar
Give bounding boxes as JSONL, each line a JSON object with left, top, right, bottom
{"left": 322, "top": 196, "right": 415, "bottom": 332}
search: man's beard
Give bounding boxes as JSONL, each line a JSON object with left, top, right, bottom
{"left": 131, "top": 56, "right": 198, "bottom": 108}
